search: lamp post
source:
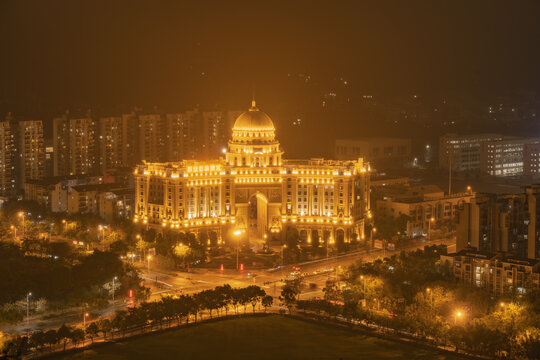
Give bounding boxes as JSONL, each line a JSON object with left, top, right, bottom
{"left": 360, "top": 275, "right": 366, "bottom": 296}
{"left": 426, "top": 288, "right": 433, "bottom": 310}
{"left": 98, "top": 225, "right": 104, "bottom": 241}
{"left": 135, "top": 234, "right": 142, "bottom": 262}
{"left": 281, "top": 244, "right": 287, "bottom": 279}
{"left": 454, "top": 311, "right": 462, "bottom": 325}
{"left": 112, "top": 276, "right": 118, "bottom": 302}
{"left": 370, "top": 227, "right": 377, "bottom": 247}
{"left": 10, "top": 225, "right": 17, "bottom": 240}
{"left": 234, "top": 230, "right": 242, "bottom": 270}
{"left": 83, "top": 312, "right": 89, "bottom": 328}
{"left": 428, "top": 217, "right": 435, "bottom": 241}
{"left": 62, "top": 219, "right": 67, "bottom": 233}
{"left": 147, "top": 255, "right": 152, "bottom": 273}
{"left": 18, "top": 212, "right": 25, "bottom": 238}
{"left": 26, "top": 292, "right": 32, "bottom": 330}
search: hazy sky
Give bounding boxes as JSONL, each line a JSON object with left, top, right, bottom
{"left": 1, "top": 0, "right": 539, "bottom": 112}
{"left": 1, "top": 1, "right": 539, "bottom": 158}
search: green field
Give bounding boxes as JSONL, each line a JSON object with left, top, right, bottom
{"left": 59, "top": 315, "right": 462, "bottom": 360}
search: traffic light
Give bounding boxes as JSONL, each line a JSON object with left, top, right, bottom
{"left": 220, "top": 264, "right": 224, "bottom": 271}
{"left": 239, "top": 263, "right": 244, "bottom": 271}
{"left": 129, "top": 289, "right": 133, "bottom": 298}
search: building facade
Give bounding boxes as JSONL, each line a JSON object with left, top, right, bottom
{"left": 134, "top": 101, "right": 371, "bottom": 245}
{"left": 53, "top": 114, "right": 98, "bottom": 176}
{"left": 456, "top": 185, "right": 540, "bottom": 260}
{"left": 441, "top": 250, "right": 540, "bottom": 295}
{"left": 480, "top": 137, "right": 540, "bottom": 177}
{"left": 99, "top": 115, "right": 136, "bottom": 173}
{"left": 439, "top": 133, "right": 503, "bottom": 172}
{"left": 18, "top": 120, "right": 45, "bottom": 187}
{"left": 375, "top": 183, "right": 474, "bottom": 237}
{"left": 440, "top": 133, "right": 540, "bottom": 177}
{"left": 0, "top": 121, "right": 16, "bottom": 198}
{"left": 335, "top": 137, "right": 411, "bottom": 169}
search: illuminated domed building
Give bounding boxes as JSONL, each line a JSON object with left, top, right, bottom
{"left": 134, "top": 100, "right": 370, "bottom": 246}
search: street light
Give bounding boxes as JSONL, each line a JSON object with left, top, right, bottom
{"left": 426, "top": 288, "right": 433, "bottom": 309}
{"left": 370, "top": 227, "right": 377, "bottom": 246}
{"left": 147, "top": 255, "right": 152, "bottom": 273}
{"left": 454, "top": 310, "right": 463, "bottom": 325}
{"left": 281, "top": 244, "right": 287, "bottom": 278}
{"left": 18, "top": 212, "right": 25, "bottom": 238}
{"left": 98, "top": 225, "right": 104, "bottom": 241}
{"left": 234, "top": 230, "right": 242, "bottom": 270}
{"left": 135, "top": 234, "right": 142, "bottom": 262}
{"left": 112, "top": 276, "right": 118, "bottom": 302}
{"left": 10, "top": 225, "right": 17, "bottom": 240}
{"left": 26, "top": 292, "right": 32, "bottom": 330}
{"left": 83, "top": 312, "right": 89, "bottom": 328}
{"left": 428, "top": 217, "right": 435, "bottom": 241}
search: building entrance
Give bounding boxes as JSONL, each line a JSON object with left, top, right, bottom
{"left": 248, "top": 193, "right": 268, "bottom": 240}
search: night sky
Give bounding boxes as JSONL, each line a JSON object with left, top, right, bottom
{"left": 1, "top": 0, "right": 540, "bottom": 156}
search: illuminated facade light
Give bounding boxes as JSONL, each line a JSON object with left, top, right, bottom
{"left": 133, "top": 100, "right": 370, "bottom": 241}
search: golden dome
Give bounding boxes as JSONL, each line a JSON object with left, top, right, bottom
{"left": 232, "top": 100, "right": 275, "bottom": 131}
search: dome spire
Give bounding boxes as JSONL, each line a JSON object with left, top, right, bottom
{"left": 250, "top": 91, "right": 258, "bottom": 111}
{"left": 251, "top": 89, "right": 257, "bottom": 110}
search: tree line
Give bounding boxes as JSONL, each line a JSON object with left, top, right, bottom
{"left": 1, "top": 284, "right": 273, "bottom": 358}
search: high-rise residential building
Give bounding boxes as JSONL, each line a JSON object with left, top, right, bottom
{"left": 53, "top": 114, "right": 70, "bottom": 176}
{"left": 202, "top": 111, "right": 228, "bottom": 158}
{"left": 164, "top": 109, "right": 242, "bottom": 162}
{"left": 44, "top": 139, "right": 54, "bottom": 178}
{"left": 99, "top": 115, "right": 136, "bottom": 173}
{"left": 165, "top": 112, "right": 188, "bottom": 162}
{"left": 53, "top": 113, "right": 98, "bottom": 176}
{"left": 0, "top": 121, "right": 16, "bottom": 197}
{"left": 456, "top": 185, "right": 540, "bottom": 260}
{"left": 138, "top": 114, "right": 165, "bottom": 163}
{"left": 18, "top": 120, "right": 45, "bottom": 188}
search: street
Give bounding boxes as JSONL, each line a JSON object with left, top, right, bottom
{"left": 1, "top": 237, "right": 454, "bottom": 334}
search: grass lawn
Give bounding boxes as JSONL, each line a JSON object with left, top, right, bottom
{"left": 59, "top": 315, "right": 462, "bottom": 360}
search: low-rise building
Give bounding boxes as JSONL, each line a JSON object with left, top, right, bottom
{"left": 376, "top": 184, "right": 474, "bottom": 237}
{"left": 441, "top": 249, "right": 540, "bottom": 295}
{"left": 68, "top": 183, "right": 133, "bottom": 220}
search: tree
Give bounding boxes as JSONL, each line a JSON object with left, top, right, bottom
{"left": 86, "top": 322, "right": 99, "bottom": 344}
{"left": 43, "top": 329, "right": 58, "bottom": 351}
{"left": 262, "top": 295, "right": 273, "bottom": 312}
{"left": 69, "top": 328, "right": 85, "bottom": 348}
{"left": 57, "top": 324, "right": 73, "bottom": 351}
{"left": 280, "top": 287, "right": 297, "bottom": 314}
{"left": 97, "top": 318, "right": 112, "bottom": 340}
{"left": 245, "top": 285, "right": 265, "bottom": 312}
{"left": 29, "top": 330, "right": 45, "bottom": 352}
